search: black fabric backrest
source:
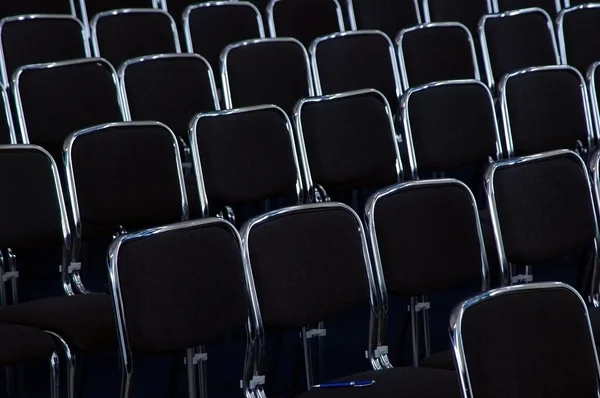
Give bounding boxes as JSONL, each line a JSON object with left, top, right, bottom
{"left": 405, "top": 81, "right": 498, "bottom": 172}
{"left": 0, "top": 1, "right": 73, "bottom": 18}
{"left": 269, "top": 0, "right": 343, "bottom": 47}
{"left": 191, "top": 106, "right": 299, "bottom": 205}
{"left": 424, "top": 0, "right": 490, "bottom": 36}
{"left": 92, "top": 9, "right": 179, "bottom": 68}
{"left": 67, "top": 122, "right": 185, "bottom": 240}
{"left": 14, "top": 58, "right": 123, "bottom": 162}
{"left": 568, "top": 0, "right": 592, "bottom": 5}
{"left": 349, "top": 0, "right": 420, "bottom": 39}
{"left": 496, "top": 0, "right": 559, "bottom": 18}
{"left": 491, "top": 152, "right": 596, "bottom": 265}
{"left": 312, "top": 31, "right": 400, "bottom": 111}
{"left": 371, "top": 181, "right": 484, "bottom": 296}
{"left": 457, "top": 284, "right": 599, "bottom": 398}
{"left": 121, "top": 54, "right": 218, "bottom": 142}
{"left": 0, "top": 16, "right": 87, "bottom": 87}
{"left": 297, "top": 90, "right": 399, "bottom": 191}
{"left": 501, "top": 67, "right": 590, "bottom": 156}
{"left": 482, "top": 9, "right": 558, "bottom": 87}
{"left": 83, "top": 0, "right": 156, "bottom": 21}
{"left": 558, "top": 5, "right": 600, "bottom": 76}
{"left": 222, "top": 38, "right": 311, "bottom": 116}
{"left": 399, "top": 23, "right": 478, "bottom": 88}
{"left": 114, "top": 219, "right": 248, "bottom": 352}
{"left": 244, "top": 204, "right": 370, "bottom": 327}
{"left": 0, "top": 87, "right": 13, "bottom": 144}
{"left": 0, "top": 146, "right": 66, "bottom": 250}
{"left": 184, "top": 2, "right": 264, "bottom": 78}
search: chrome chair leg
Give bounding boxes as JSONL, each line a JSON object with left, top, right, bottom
{"left": 186, "top": 348, "right": 198, "bottom": 398}
{"left": 50, "top": 351, "right": 60, "bottom": 398}
{"left": 47, "top": 331, "right": 76, "bottom": 398}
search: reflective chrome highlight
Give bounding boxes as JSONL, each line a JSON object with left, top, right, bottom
{"left": 587, "top": 61, "right": 600, "bottom": 144}
{"left": 556, "top": 3, "right": 600, "bottom": 66}
{"left": 492, "top": 0, "right": 562, "bottom": 13}
{"left": 0, "top": 84, "right": 16, "bottom": 144}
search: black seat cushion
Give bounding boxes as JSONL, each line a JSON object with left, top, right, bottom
{"left": 419, "top": 349, "right": 455, "bottom": 370}
{"left": 296, "top": 367, "right": 461, "bottom": 398}
{"left": 0, "top": 294, "right": 116, "bottom": 351}
{"left": 0, "top": 324, "right": 55, "bottom": 366}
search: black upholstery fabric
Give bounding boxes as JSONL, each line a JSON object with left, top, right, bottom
{"left": 425, "top": 0, "right": 489, "bottom": 36}
{"left": 0, "top": 147, "right": 64, "bottom": 250}
{"left": 186, "top": 3, "right": 263, "bottom": 76}
{"left": 496, "top": 0, "right": 558, "bottom": 18}
{"left": 299, "top": 92, "right": 397, "bottom": 191}
{"left": 271, "top": 0, "right": 342, "bottom": 47}
{"left": 69, "top": 123, "right": 184, "bottom": 240}
{"left": 297, "top": 367, "right": 461, "bottom": 398}
{"left": 400, "top": 25, "right": 477, "bottom": 88}
{"left": 460, "top": 287, "right": 598, "bottom": 398}
{"left": 0, "top": 325, "right": 55, "bottom": 367}
{"left": 374, "top": 183, "right": 483, "bottom": 296}
{"left": 559, "top": 6, "right": 600, "bottom": 75}
{"left": 246, "top": 206, "right": 369, "bottom": 328}
{"left": 0, "top": 90, "right": 11, "bottom": 144}
{"left": 586, "top": 306, "right": 600, "bottom": 343}
{"left": 192, "top": 107, "right": 298, "bottom": 204}
{"left": 0, "top": 294, "right": 116, "bottom": 351}
{"left": 350, "top": 0, "right": 420, "bottom": 40}
{"left": 122, "top": 55, "right": 218, "bottom": 141}
{"left": 116, "top": 221, "right": 248, "bottom": 352}
{"left": 504, "top": 69, "right": 589, "bottom": 155}
{"left": 16, "top": 60, "right": 122, "bottom": 161}
{"left": 1, "top": 17, "right": 87, "bottom": 85}
{"left": 0, "top": 1, "right": 72, "bottom": 18}
{"left": 419, "top": 349, "right": 455, "bottom": 370}
{"left": 313, "top": 33, "right": 399, "bottom": 111}
{"left": 224, "top": 40, "right": 311, "bottom": 115}
{"left": 483, "top": 10, "right": 557, "bottom": 85}
{"left": 94, "top": 11, "right": 178, "bottom": 67}
{"left": 406, "top": 82, "right": 497, "bottom": 171}
{"left": 493, "top": 155, "right": 596, "bottom": 265}
{"left": 569, "top": 0, "right": 591, "bottom": 5}
{"left": 83, "top": 0, "right": 155, "bottom": 20}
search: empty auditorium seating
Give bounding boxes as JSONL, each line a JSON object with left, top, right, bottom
{"left": 493, "top": 0, "right": 562, "bottom": 19}
{"left": 0, "top": 84, "right": 15, "bottom": 144}
{"left": 557, "top": 3, "right": 600, "bottom": 76}
{"left": 80, "top": 0, "right": 162, "bottom": 32}
{"left": 0, "top": 0, "right": 74, "bottom": 19}
{"left": 347, "top": 0, "right": 421, "bottom": 39}
{"left": 587, "top": 61, "right": 600, "bottom": 137}
{"left": 422, "top": 0, "right": 491, "bottom": 36}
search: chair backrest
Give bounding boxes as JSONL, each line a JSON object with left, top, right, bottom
{"left": 91, "top": 8, "right": 180, "bottom": 68}
{"left": 558, "top": 4, "right": 600, "bottom": 76}
{"left": 13, "top": 58, "right": 124, "bottom": 161}
{"left": 0, "top": 84, "right": 15, "bottom": 144}
{"left": 0, "top": 1, "right": 75, "bottom": 19}
{"left": 401, "top": 80, "right": 501, "bottom": 177}
{"left": 267, "top": 0, "right": 344, "bottom": 47}
{"left": 347, "top": 0, "right": 421, "bottom": 39}
{"left": 190, "top": 105, "right": 303, "bottom": 212}
{"left": 451, "top": 282, "right": 600, "bottom": 398}
{"left": 499, "top": 65, "right": 593, "bottom": 157}
{"left": 108, "top": 218, "right": 249, "bottom": 356}
{"left": 485, "top": 150, "right": 598, "bottom": 285}
{"left": 295, "top": 89, "right": 402, "bottom": 196}
{"left": 397, "top": 22, "right": 479, "bottom": 89}
{"left": 0, "top": 15, "right": 89, "bottom": 88}
{"left": 566, "top": 0, "right": 592, "bottom": 6}
{"left": 119, "top": 53, "right": 219, "bottom": 142}
{"left": 183, "top": 1, "right": 265, "bottom": 79}
{"left": 221, "top": 38, "right": 313, "bottom": 115}
{"left": 366, "top": 179, "right": 488, "bottom": 299}
{"left": 587, "top": 61, "right": 600, "bottom": 139}
{"left": 422, "top": 0, "right": 492, "bottom": 36}
{"left": 493, "top": 0, "right": 562, "bottom": 18}
{"left": 310, "top": 30, "right": 402, "bottom": 111}
{"left": 480, "top": 7, "right": 559, "bottom": 90}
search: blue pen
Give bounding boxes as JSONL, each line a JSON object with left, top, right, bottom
{"left": 312, "top": 380, "right": 376, "bottom": 388}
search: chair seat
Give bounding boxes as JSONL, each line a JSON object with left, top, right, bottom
{"left": 419, "top": 349, "right": 455, "bottom": 370}
{"left": 0, "top": 294, "right": 116, "bottom": 351}
{"left": 0, "top": 324, "right": 55, "bottom": 367}
{"left": 296, "top": 367, "right": 461, "bottom": 398}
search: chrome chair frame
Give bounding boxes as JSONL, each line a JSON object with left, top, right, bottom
{"left": 421, "top": 0, "right": 494, "bottom": 22}
{"left": 266, "top": 0, "right": 346, "bottom": 38}
{"left": 492, "top": 0, "right": 562, "bottom": 13}
{"left": 346, "top": 0, "right": 422, "bottom": 31}
{"left": 79, "top": 0, "right": 165, "bottom": 38}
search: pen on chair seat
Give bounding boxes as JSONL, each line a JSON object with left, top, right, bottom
{"left": 312, "top": 380, "right": 376, "bottom": 388}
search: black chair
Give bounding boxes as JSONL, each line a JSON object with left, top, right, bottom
{"left": 493, "top": 0, "right": 562, "bottom": 18}
{"left": 396, "top": 22, "right": 480, "bottom": 89}
{"left": 451, "top": 282, "right": 600, "bottom": 398}
{"left": 267, "top": 0, "right": 345, "bottom": 47}
{"left": 240, "top": 202, "right": 462, "bottom": 398}
{"left": 221, "top": 38, "right": 313, "bottom": 116}
{"left": 498, "top": 65, "right": 593, "bottom": 157}
{"left": 294, "top": 89, "right": 403, "bottom": 202}
{"left": 0, "top": 144, "right": 117, "bottom": 398}
{"left": 0, "top": 15, "right": 89, "bottom": 88}
{"left": 422, "top": 0, "right": 492, "bottom": 37}
{"left": 118, "top": 53, "right": 219, "bottom": 143}
{"left": 480, "top": 7, "right": 560, "bottom": 90}
{"left": 587, "top": 61, "right": 600, "bottom": 138}
{"left": 365, "top": 179, "right": 489, "bottom": 370}
{"left": 0, "top": 1, "right": 75, "bottom": 19}
{"left": 190, "top": 104, "right": 304, "bottom": 222}
{"left": 183, "top": 1, "right": 265, "bottom": 83}
{"left": 0, "top": 84, "right": 15, "bottom": 144}
{"left": 346, "top": 0, "right": 421, "bottom": 40}
{"left": 12, "top": 57, "right": 124, "bottom": 163}
{"left": 108, "top": 219, "right": 247, "bottom": 398}
{"left": 557, "top": 4, "right": 600, "bottom": 76}
{"left": 91, "top": 8, "right": 180, "bottom": 68}
{"left": 566, "top": 0, "right": 592, "bottom": 6}
{"left": 310, "top": 30, "right": 402, "bottom": 112}
{"left": 79, "top": 0, "right": 160, "bottom": 27}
